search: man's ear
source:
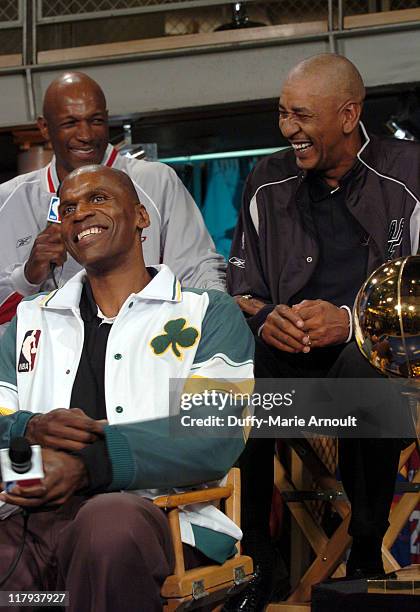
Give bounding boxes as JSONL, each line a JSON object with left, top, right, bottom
{"left": 136, "top": 204, "right": 150, "bottom": 231}
{"left": 37, "top": 116, "right": 50, "bottom": 142}
{"left": 342, "top": 102, "right": 362, "bottom": 135}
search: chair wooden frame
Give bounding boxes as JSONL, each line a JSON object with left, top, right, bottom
{"left": 269, "top": 439, "right": 419, "bottom": 607}
{"left": 153, "top": 468, "right": 253, "bottom": 611}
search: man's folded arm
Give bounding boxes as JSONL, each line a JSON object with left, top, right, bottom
{"left": 245, "top": 304, "right": 276, "bottom": 334}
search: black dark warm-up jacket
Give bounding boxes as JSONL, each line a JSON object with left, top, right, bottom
{"left": 227, "top": 123, "right": 420, "bottom": 333}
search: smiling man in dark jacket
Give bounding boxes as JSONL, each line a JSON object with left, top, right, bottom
{"left": 226, "top": 53, "right": 420, "bottom": 609}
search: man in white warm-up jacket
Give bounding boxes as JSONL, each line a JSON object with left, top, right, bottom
{"left": 0, "top": 165, "right": 254, "bottom": 612}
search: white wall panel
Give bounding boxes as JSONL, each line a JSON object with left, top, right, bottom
{"left": 2, "top": 29, "right": 420, "bottom": 128}
{"left": 0, "top": 75, "right": 30, "bottom": 128}
{"left": 33, "top": 41, "right": 327, "bottom": 118}
{"left": 338, "top": 31, "right": 420, "bottom": 88}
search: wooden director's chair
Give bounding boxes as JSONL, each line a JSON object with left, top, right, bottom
{"left": 153, "top": 468, "right": 254, "bottom": 611}
{"left": 266, "top": 437, "right": 419, "bottom": 612}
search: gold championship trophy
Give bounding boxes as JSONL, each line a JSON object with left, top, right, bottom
{"left": 354, "top": 254, "right": 420, "bottom": 595}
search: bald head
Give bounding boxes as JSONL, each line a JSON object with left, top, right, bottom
{"left": 58, "top": 164, "right": 139, "bottom": 205}
{"left": 43, "top": 72, "right": 106, "bottom": 120}
{"left": 38, "top": 72, "right": 109, "bottom": 181}
{"left": 60, "top": 164, "right": 139, "bottom": 204}
{"left": 285, "top": 54, "right": 365, "bottom": 105}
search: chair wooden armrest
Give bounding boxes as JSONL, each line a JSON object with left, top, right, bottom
{"left": 153, "top": 485, "right": 233, "bottom": 509}
{"left": 153, "top": 468, "right": 253, "bottom": 609}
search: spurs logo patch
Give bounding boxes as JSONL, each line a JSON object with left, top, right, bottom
{"left": 18, "top": 330, "right": 41, "bottom": 372}
{"left": 387, "top": 218, "right": 404, "bottom": 258}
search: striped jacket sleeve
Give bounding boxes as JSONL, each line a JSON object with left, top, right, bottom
{"left": 103, "top": 292, "right": 255, "bottom": 491}
{"left": 0, "top": 316, "right": 34, "bottom": 448}
{"left": 226, "top": 170, "right": 276, "bottom": 332}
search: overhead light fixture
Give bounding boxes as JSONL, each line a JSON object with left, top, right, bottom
{"left": 113, "top": 123, "right": 158, "bottom": 160}
{"left": 386, "top": 119, "right": 416, "bottom": 141}
{"left": 215, "top": 1, "right": 265, "bottom": 31}
{"left": 386, "top": 91, "right": 420, "bottom": 141}
{"left": 122, "top": 146, "right": 146, "bottom": 159}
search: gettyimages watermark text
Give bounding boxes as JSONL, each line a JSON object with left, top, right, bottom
{"left": 168, "top": 378, "right": 417, "bottom": 438}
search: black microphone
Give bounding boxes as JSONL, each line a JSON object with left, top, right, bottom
{"left": 0, "top": 437, "right": 44, "bottom": 492}
{"left": 9, "top": 437, "right": 33, "bottom": 474}
{"left": 0, "top": 438, "right": 38, "bottom": 587}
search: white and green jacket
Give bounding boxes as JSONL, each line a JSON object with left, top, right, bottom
{"left": 0, "top": 265, "right": 254, "bottom": 560}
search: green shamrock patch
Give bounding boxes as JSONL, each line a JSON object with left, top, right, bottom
{"left": 151, "top": 318, "right": 199, "bottom": 359}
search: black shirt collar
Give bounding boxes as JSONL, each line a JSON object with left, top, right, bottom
{"left": 307, "top": 159, "right": 362, "bottom": 202}
{"left": 79, "top": 278, "right": 98, "bottom": 324}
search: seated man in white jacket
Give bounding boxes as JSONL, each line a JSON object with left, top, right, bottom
{"left": 0, "top": 165, "right": 254, "bottom": 612}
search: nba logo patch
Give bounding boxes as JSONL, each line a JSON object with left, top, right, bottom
{"left": 47, "top": 196, "right": 61, "bottom": 223}
{"left": 18, "top": 330, "right": 41, "bottom": 373}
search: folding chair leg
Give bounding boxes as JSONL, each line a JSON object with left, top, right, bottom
{"left": 287, "top": 514, "right": 352, "bottom": 602}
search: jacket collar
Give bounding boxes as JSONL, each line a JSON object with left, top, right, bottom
{"left": 356, "top": 121, "right": 383, "bottom": 169}
{"left": 40, "top": 265, "right": 182, "bottom": 311}
{"left": 357, "top": 120, "right": 370, "bottom": 156}
{"left": 43, "top": 144, "right": 119, "bottom": 194}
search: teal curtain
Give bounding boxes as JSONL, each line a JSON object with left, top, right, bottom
{"left": 201, "top": 158, "right": 256, "bottom": 260}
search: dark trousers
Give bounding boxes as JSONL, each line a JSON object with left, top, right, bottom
{"left": 240, "top": 340, "right": 403, "bottom": 575}
{"left": 0, "top": 493, "right": 205, "bottom": 612}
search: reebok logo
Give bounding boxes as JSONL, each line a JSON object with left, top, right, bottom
{"left": 16, "top": 235, "right": 32, "bottom": 248}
